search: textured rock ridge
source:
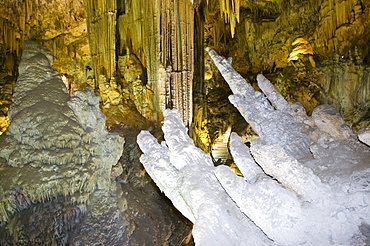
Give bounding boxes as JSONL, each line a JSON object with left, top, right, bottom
{"left": 0, "top": 40, "right": 124, "bottom": 244}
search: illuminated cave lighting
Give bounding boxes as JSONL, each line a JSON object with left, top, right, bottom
{"left": 0, "top": 115, "right": 10, "bottom": 135}
{"left": 287, "top": 37, "right": 314, "bottom": 62}
{"left": 211, "top": 126, "right": 232, "bottom": 162}
{"left": 62, "top": 75, "right": 68, "bottom": 89}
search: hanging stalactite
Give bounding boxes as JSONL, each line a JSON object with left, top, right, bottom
{"left": 117, "top": 0, "right": 194, "bottom": 126}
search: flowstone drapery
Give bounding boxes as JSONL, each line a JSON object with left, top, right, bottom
{"left": 137, "top": 49, "right": 370, "bottom": 245}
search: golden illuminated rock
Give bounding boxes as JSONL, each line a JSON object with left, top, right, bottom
{"left": 288, "top": 38, "right": 314, "bottom": 63}
{"left": 0, "top": 116, "right": 10, "bottom": 135}
{"left": 1, "top": 0, "right": 369, "bottom": 136}
{"left": 84, "top": 0, "right": 116, "bottom": 86}
{"left": 118, "top": 52, "right": 155, "bottom": 121}
{"left": 117, "top": 0, "right": 194, "bottom": 126}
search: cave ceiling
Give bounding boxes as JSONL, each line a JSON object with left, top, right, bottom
{"left": 1, "top": 0, "right": 370, "bottom": 148}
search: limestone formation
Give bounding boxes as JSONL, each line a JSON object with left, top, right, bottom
{"left": 117, "top": 0, "right": 194, "bottom": 126}
{"left": 206, "top": 47, "right": 312, "bottom": 159}
{"left": 96, "top": 73, "right": 152, "bottom": 128}
{"left": 0, "top": 40, "right": 194, "bottom": 245}
{"left": 118, "top": 52, "right": 155, "bottom": 121}
{"left": 358, "top": 128, "right": 370, "bottom": 146}
{"left": 1, "top": 0, "right": 370, "bottom": 141}
{"left": 0, "top": 40, "right": 124, "bottom": 244}
{"left": 0, "top": 0, "right": 89, "bottom": 85}
{"left": 137, "top": 48, "right": 370, "bottom": 245}
{"left": 1, "top": 1, "right": 369, "bottom": 244}
{"left": 203, "top": 0, "right": 370, "bottom": 133}
{"left": 137, "top": 110, "right": 273, "bottom": 246}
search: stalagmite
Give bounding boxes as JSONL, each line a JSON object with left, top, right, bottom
{"left": 138, "top": 109, "right": 274, "bottom": 246}
{"left": 229, "top": 132, "right": 264, "bottom": 183}
{"left": 206, "top": 47, "right": 312, "bottom": 159}
{"left": 0, "top": 41, "right": 124, "bottom": 243}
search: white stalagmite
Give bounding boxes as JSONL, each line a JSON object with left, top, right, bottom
{"left": 137, "top": 48, "right": 370, "bottom": 245}
{"left": 229, "top": 132, "right": 265, "bottom": 183}
{"left": 206, "top": 47, "right": 312, "bottom": 160}
{"left": 0, "top": 40, "right": 124, "bottom": 226}
{"left": 214, "top": 165, "right": 307, "bottom": 245}
{"left": 257, "top": 73, "right": 290, "bottom": 111}
{"left": 137, "top": 109, "right": 274, "bottom": 246}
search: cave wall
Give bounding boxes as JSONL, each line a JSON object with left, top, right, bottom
{"left": 0, "top": 0, "right": 370, "bottom": 145}
{"left": 0, "top": 0, "right": 90, "bottom": 134}
{"left": 203, "top": 0, "right": 370, "bottom": 131}
{"left": 0, "top": 0, "right": 90, "bottom": 86}
{"left": 205, "top": 0, "right": 370, "bottom": 73}
{"left": 116, "top": 0, "right": 194, "bottom": 126}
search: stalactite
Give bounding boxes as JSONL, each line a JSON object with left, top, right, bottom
{"left": 211, "top": 0, "right": 240, "bottom": 37}
{"left": 165, "top": 0, "right": 194, "bottom": 125}
{"left": 84, "top": 0, "right": 117, "bottom": 107}
{"left": 312, "top": 0, "right": 358, "bottom": 56}
{"left": 117, "top": 0, "right": 194, "bottom": 126}
{"left": 203, "top": 0, "right": 370, "bottom": 79}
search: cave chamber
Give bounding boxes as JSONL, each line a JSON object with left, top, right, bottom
{"left": 0, "top": 0, "right": 370, "bottom": 245}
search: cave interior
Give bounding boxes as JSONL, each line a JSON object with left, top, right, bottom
{"left": 0, "top": 0, "right": 370, "bottom": 245}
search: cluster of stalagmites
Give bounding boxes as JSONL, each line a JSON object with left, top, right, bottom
{"left": 0, "top": 41, "right": 124, "bottom": 243}
{"left": 137, "top": 48, "right": 370, "bottom": 245}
